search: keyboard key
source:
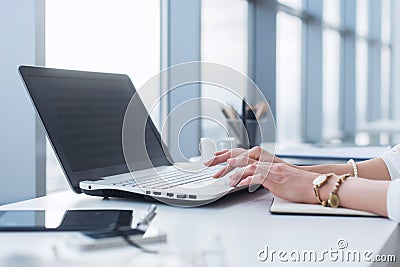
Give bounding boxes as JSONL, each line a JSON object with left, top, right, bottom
{"left": 106, "top": 166, "right": 220, "bottom": 190}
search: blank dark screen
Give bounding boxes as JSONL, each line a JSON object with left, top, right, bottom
{"left": 26, "top": 73, "right": 170, "bottom": 181}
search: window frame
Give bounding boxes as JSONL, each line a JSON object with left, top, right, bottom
{"left": 249, "top": 0, "right": 394, "bottom": 143}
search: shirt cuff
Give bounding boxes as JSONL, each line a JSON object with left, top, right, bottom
{"left": 380, "top": 144, "right": 400, "bottom": 180}
{"left": 387, "top": 179, "right": 400, "bottom": 223}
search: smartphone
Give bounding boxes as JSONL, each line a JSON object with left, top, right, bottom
{"left": 0, "top": 209, "right": 133, "bottom": 232}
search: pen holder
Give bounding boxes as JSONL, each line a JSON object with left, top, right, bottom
{"left": 226, "top": 118, "right": 266, "bottom": 149}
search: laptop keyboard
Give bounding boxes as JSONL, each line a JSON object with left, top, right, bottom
{"left": 110, "top": 166, "right": 220, "bottom": 190}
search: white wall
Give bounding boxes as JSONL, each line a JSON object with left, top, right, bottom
{"left": 0, "top": 0, "right": 45, "bottom": 204}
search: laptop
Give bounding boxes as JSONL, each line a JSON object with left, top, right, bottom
{"left": 19, "top": 66, "right": 244, "bottom": 206}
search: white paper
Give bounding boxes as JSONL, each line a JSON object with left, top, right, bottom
{"left": 270, "top": 197, "right": 378, "bottom": 217}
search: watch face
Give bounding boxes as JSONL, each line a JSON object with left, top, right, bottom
{"left": 313, "top": 175, "right": 327, "bottom": 186}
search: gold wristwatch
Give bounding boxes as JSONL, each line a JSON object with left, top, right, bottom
{"left": 313, "top": 173, "right": 334, "bottom": 206}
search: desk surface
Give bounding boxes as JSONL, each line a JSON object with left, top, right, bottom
{"left": 0, "top": 189, "right": 398, "bottom": 266}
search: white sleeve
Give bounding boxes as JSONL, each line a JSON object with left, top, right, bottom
{"left": 380, "top": 144, "right": 400, "bottom": 180}
{"left": 387, "top": 179, "right": 400, "bottom": 223}
{"left": 380, "top": 144, "right": 400, "bottom": 222}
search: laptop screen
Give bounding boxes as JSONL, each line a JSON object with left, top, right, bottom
{"left": 19, "top": 66, "right": 171, "bottom": 193}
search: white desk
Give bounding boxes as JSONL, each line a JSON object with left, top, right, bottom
{"left": 0, "top": 189, "right": 398, "bottom": 266}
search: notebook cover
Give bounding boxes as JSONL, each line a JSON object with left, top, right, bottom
{"left": 270, "top": 197, "right": 378, "bottom": 217}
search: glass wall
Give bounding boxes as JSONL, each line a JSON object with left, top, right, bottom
{"left": 43, "top": 0, "right": 396, "bottom": 192}
{"left": 355, "top": 0, "right": 369, "bottom": 139}
{"left": 278, "top": 0, "right": 302, "bottom": 10}
{"left": 275, "top": 0, "right": 393, "bottom": 144}
{"left": 322, "top": 0, "right": 341, "bottom": 140}
{"left": 276, "top": 12, "right": 302, "bottom": 142}
{"left": 355, "top": 0, "right": 392, "bottom": 144}
{"left": 380, "top": 0, "right": 391, "bottom": 120}
{"left": 45, "top": 0, "right": 160, "bottom": 192}
{"left": 201, "top": 0, "right": 248, "bottom": 139}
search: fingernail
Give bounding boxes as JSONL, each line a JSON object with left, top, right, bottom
{"left": 228, "top": 158, "right": 236, "bottom": 165}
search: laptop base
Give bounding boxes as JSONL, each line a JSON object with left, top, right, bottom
{"left": 82, "top": 186, "right": 250, "bottom": 207}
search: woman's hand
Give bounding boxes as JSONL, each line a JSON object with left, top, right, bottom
{"left": 204, "top": 146, "right": 290, "bottom": 178}
{"left": 229, "top": 162, "right": 321, "bottom": 204}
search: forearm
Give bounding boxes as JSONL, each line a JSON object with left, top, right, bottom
{"left": 320, "top": 177, "right": 390, "bottom": 217}
{"left": 357, "top": 158, "right": 391, "bottom": 180}
{"left": 300, "top": 164, "right": 352, "bottom": 176}
{"left": 299, "top": 158, "right": 391, "bottom": 181}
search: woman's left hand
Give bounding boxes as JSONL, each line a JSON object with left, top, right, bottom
{"left": 229, "top": 161, "right": 322, "bottom": 204}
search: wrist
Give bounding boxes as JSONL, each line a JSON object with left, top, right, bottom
{"left": 311, "top": 173, "right": 335, "bottom": 205}
{"left": 298, "top": 165, "right": 312, "bottom": 172}
{"left": 300, "top": 164, "right": 354, "bottom": 175}
{"left": 319, "top": 174, "right": 339, "bottom": 204}
{"left": 347, "top": 159, "right": 358, "bottom": 178}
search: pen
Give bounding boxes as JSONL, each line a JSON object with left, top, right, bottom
{"left": 242, "top": 98, "right": 247, "bottom": 148}
{"left": 137, "top": 204, "right": 157, "bottom": 227}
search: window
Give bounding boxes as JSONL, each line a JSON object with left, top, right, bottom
{"left": 356, "top": 39, "right": 368, "bottom": 125}
{"left": 278, "top": 0, "right": 302, "bottom": 10}
{"left": 380, "top": 0, "right": 391, "bottom": 120}
{"left": 45, "top": 0, "right": 160, "bottom": 193}
{"left": 355, "top": 0, "right": 392, "bottom": 144}
{"left": 322, "top": 29, "right": 341, "bottom": 140}
{"left": 43, "top": 0, "right": 396, "bottom": 193}
{"left": 46, "top": 0, "right": 160, "bottom": 90}
{"left": 201, "top": 0, "right": 248, "bottom": 139}
{"left": 271, "top": 0, "right": 393, "bottom": 144}
{"left": 276, "top": 12, "right": 302, "bottom": 142}
{"left": 322, "top": 0, "right": 341, "bottom": 140}
{"left": 355, "top": 0, "right": 369, "bottom": 133}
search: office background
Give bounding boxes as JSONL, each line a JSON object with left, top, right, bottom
{"left": 1, "top": 0, "right": 399, "bottom": 203}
